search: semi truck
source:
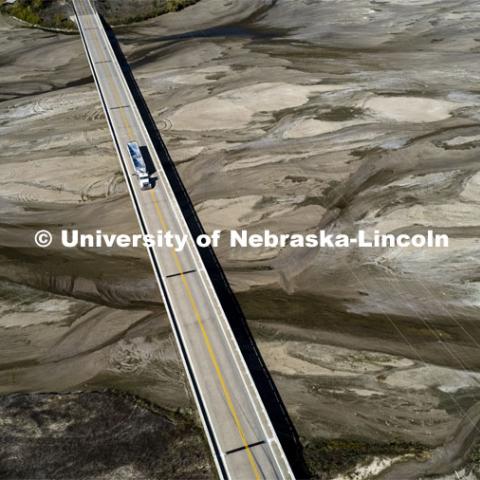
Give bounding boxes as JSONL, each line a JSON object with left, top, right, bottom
{"left": 127, "top": 141, "right": 152, "bottom": 190}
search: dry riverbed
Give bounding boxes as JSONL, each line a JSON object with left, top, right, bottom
{"left": 1, "top": 0, "right": 480, "bottom": 478}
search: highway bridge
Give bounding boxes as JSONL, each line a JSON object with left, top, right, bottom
{"left": 73, "top": 1, "right": 295, "bottom": 478}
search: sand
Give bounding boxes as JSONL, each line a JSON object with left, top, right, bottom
{"left": 2, "top": 0, "right": 480, "bottom": 477}
{"left": 283, "top": 118, "right": 357, "bottom": 139}
{"left": 360, "top": 95, "right": 460, "bottom": 123}
{"left": 169, "top": 82, "right": 345, "bottom": 130}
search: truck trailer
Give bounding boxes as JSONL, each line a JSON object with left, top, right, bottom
{"left": 127, "top": 141, "right": 152, "bottom": 190}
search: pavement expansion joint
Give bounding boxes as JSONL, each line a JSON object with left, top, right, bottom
{"left": 225, "top": 440, "right": 266, "bottom": 456}
{"left": 165, "top": 269, "right": 197, "bottom": 279}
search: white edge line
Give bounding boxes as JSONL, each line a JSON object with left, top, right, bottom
{"left": 82, "top": 2, "right": 294, "bottom": 477}
{"left": 73, "top": 3, "right": 228, "bottom": 478}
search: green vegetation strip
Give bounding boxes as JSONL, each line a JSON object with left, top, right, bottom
{"left": 2, "top": 0, "right": 75, "bottom": 29}
{"left": 2, "top": 0, "right": 201, "bottom": 30}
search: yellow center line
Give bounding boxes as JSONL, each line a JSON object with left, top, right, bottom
{"left": 89, "top": 23, "right": 134, "bottom": 137}
{"left": 149, "top": 191, "right": 261, "bottom": 480}
{"left": 78, "top": 4, "right": 262, "bottom": 478}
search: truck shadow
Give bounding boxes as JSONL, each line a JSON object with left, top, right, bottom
{"left": 101, "top": 18, "right": 309, "bottom": 479}
{"left": 139, "top": 145, "right": 158, "bottom": 187}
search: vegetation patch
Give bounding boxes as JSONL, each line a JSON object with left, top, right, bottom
{"left": 467, "top": 440, "right": 480, "bottom": 476}
{"left": 0, "top": 390, "right": 212, "bottom": 479}
{"left": 303, "top": 438, "right": 425, "bottom": 478}
{"left": 2, "top": 0, "right": 201, "bottom": 29}
{"left": 100, "top": 0, "right": 201, "bottom": 25}
{"left": 165, "top": 0, "right": 198, "bottom": 12}
{"left": 2, "top": 0, "right": 76, "bottom": 29}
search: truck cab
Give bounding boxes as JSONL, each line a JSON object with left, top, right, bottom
{"left": 138, "top": 174, "right": 151, "bottom": 190}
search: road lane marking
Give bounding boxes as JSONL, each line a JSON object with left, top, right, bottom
{"left": 77, "top": 5, "right": 264, "bottom": 478}
{"left": 89, "top": 29, "right": 135, "bottom": 138}
{"left": 149, "top": 190, "right": 262, "bottom": 480}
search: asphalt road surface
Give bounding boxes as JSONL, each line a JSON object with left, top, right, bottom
{"left": 73, "top": 1, "right": 295, "bottom": 478}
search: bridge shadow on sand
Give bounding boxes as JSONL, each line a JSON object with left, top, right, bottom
{"left": 101, "top": 18, "right": 309, "bottom": 479}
